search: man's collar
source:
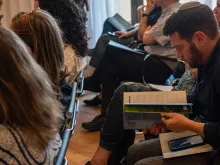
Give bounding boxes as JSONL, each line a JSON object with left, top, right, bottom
{"left": 162, "top": 2, "right": 181, "bottom": 14}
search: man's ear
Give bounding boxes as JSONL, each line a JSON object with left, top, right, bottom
{"left": 192, "top": 31, "right": 207, "bottom": 47}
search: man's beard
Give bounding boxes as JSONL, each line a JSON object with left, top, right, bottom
{"left": 188, "top": 43, "right": 203, "bottom": 68}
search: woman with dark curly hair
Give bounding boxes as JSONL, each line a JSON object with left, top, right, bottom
{"left": 36, "top": 0, "right": 88, "bottom": 83}
{"left": 74, "top": 0, "right": 89, "bottom": 22}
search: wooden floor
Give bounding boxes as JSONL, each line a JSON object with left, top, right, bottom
{"left": 66, "top": 92, "right": 144, "bottom": 165}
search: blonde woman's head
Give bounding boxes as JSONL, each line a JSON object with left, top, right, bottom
{"left": 0, "top": 27, "right": 64, "bottom": 148}
{"left": 11, "top": 10, "right": 64, "bottom": 97}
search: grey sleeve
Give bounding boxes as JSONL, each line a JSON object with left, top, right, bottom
{"left": 147, "top": 17, "right": 170, "bottom": 46}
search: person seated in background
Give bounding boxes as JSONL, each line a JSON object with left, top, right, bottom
{"left": 11, "top": 9, "right": 71, "bottom": 109}
{"left": 127, "top": 2, "right": 220, "bottom": 165}
{"left": 0, "top": 26, "right": 63, "bottom": 164}
{"left": 84, "top": 1, "right": 162, "bottom": 106}
{"left": 82, "top": 0, "right": 181, "bottom": 132}
{"left": 87, "top": 0, "right": 162, "bottom": 73}
{"left": 85, "top": 65, "right": 197, "bottom": 165}
{"left": 37, "top": 0, "right": 88, "bottom": 84}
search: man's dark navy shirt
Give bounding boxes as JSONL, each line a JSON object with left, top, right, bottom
{"left": 192, "top": 39, "right": 220, "bottom": 149}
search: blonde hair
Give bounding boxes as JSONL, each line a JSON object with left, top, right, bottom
{"left": 11, "top": 10, "right": 64, "bottom": 97}
{"left": 0, "top": 27, "right": 64, "bottom": 148}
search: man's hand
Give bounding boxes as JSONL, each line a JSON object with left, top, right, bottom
{"left": 161, "top": 113, "right": 191, "bottom": 132}
{"left": 115, "top": 31, "right": 132, "bottom": 39}
{"left": 143, "top": 123, "right": 167, "bottom": 136}
{"left": 145, "top": 0, "right": 156, "bottom": 14}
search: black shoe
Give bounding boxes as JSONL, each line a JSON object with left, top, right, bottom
{"left": 82, "top": 114, "right": 105, "bottom": 131}
{"left": 83, "top": 95, "right": 102, "bottom": 106}
{"left": 84, "top": 77, "right": 101, "bottom": 92}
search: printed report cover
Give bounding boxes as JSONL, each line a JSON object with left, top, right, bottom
{"left": 123, "top": 91, "right": 193, "bottom": 129}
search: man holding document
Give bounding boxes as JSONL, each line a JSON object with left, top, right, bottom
{"left": 127, "top": 2, "right": 220, "bottom": 165}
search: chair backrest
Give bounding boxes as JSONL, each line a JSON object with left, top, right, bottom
{"left": 55, "top": 73, "right": 80, "bottom": 165}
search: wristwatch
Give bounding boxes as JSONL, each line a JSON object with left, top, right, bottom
{"left": 142, "top": 12, "right": 150, "bottom": 18}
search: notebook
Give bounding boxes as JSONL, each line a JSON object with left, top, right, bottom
{"left": 108, "top": 13, "right": 135, "bottom": 32}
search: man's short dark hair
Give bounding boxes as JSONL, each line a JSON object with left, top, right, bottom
{"left": 163, "top": 2, "right": 219, "bottom": 40}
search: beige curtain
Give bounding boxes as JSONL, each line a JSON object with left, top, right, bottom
{"left": 0, "top": 0, "right": 33, "bottom": 27}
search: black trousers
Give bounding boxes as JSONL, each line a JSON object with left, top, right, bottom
{"left": 89, "top": 34, "right": 134, "bottom": 68}
{"left": 90, "top": 47, "right": 173, "bottom": 116}
{"left": 99, "top": 84, "right": 152, "bottom": 165}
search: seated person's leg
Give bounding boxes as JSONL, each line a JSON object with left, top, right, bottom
{"left": 88, "top": 67, "right": 197, "bottom": 164}
{"left": 127, "top": 138, "right": 162, "bottom": 165}
{"left": 135, "top": 156, "right": 163, "bottom": 165}
{"left": 143, "top": 56, "right": 173, "bottom": 84}
{"left": 108, "top": 130, "right": 135, "bottom": 165}
{"left": 99, "top": 49, "right": 147, "bottom": 118}
{"left": 89, "top": 34, "right": 134, "bottom": 69}
{"left": 100, "top": 54, "right": 173, "bottom": 117}
{"left": 89, "top": 83, "right": 151, "bottom": 165}
{"left": 83, "top": 45, "right": 173, "bottom": 131}
{"left": 135, "top": 152, "right": 212, "bottom": 165}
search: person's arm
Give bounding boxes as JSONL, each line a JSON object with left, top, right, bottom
{"left": 202, "top": 75, "right": 220, "bottom": 148}
{"left": 143, "top": 32, "right": 157, "bottom": 45}
{"left": 162, "top": 76, "right": 220, "bottom": 148}
{"left": 137, "top": 5, "right": 145, "bottom": 23}
{"left": 188, "top": 120, "right": 220, "bottom": 148}
{"left": 161, "top": 113, "right": 220, "bottom": 148}
{"left": 187, "top": 120, "right": 205, "bottom": 136}
{"left": 115, "top": 27, "right": 139, "bottom": 39}
{"left": 143, "top": 10, "right": 172, "bottom": 45}
{"left": 138, "top": 0, "right": 155, "bottom": 41}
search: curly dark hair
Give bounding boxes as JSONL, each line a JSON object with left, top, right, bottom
{"left": 74, "top": 0, "right": 89, "bottom": 11}
{"left": 39, "top": 0, "right": 88, "bottom": 57}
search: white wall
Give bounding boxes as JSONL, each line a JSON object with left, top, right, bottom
{"left": 0, "top": 0, "right": 33, "bottom": 27}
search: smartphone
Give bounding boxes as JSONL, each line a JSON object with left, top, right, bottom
{"left": 108, "top": 32, "right": 119, "bottom": 37}
{"left": 168, "top": 135, "right": 206, "bottom": 151}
